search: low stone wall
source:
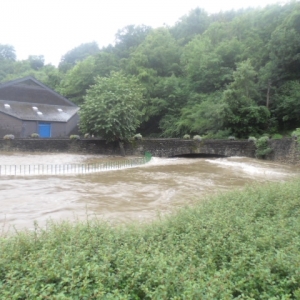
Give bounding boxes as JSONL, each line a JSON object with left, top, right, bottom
{"left": 0, "top": 138, "right": 298, "bottom": 165}
{"left": 0, "top": 139, "right": 122, "bottom": 155}
{"left": 0, "top": 138, "right": 256, "bottom": 157}
{"left": 268, "top": 138, "right": 300, "bottom": 165}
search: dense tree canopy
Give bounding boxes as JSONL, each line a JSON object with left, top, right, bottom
{"left": 58, "top": 42, "right": 100, "bottom": 73}
{"left": 2, "top": 1, "right": 300, "bottom": 139}
{"left": 0, "top": 44, "right": 16, "bottom": 61}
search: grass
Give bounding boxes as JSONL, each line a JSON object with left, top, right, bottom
{"left": 1, "top": 180, "right": 300, "bottom": 299}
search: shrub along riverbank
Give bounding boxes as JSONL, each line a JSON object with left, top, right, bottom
{"left": 1, "top": 180, "right": 300, "bottom": 299}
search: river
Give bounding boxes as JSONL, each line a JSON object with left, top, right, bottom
{"left": 0, "top": 152, "right": 298, "bottom": 233}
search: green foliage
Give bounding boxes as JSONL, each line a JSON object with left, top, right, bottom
{"left": 58, "top": 42, "right": 99, "bottom": 73}
{"left": 28, "top": 55, "right": 44, "bottom": 70}
{"left": 133, "top": 133, "right": 142, "bottom": 140}
{"left": 30, "top": 133, "right": 40, "bottom": 138}
{"left": 182, "top": 36, "right": 231, "bottom": 93}
{"left": 176, "top": 92, "right": 224, "bottom": 136}
{"left": 114, "top": 24, "right": 152, "bottom": 58}
{"left": 69, "top": 135, "right": 80, "bottom": 140}
{"left": 222, "top": 60, "right": 270, "bottom": 137}
{"left": 202, "top": 129, "right": 233, "bottom": 140}
{"left": 2, "top": 2, "right": 300, "bottom": 138}
{"left": 1, "top": 180, "right": 300, "bottom": 298}
{"left": 59, "top": 56, "right": 98, "bottom": 105}
{"left": 255, "top": 136, "right": 273, "bottom": 158}
{"left": 144, "top": 75, "right": 190, "bottom": 137}
{"left": 80, "top": 72, "right": 145, "bottom": 141}
{"left": 193, "top": 135, "right": 202, "bottom": 141}
{"left": 59, "top": 53, "right": 119, "bottom": 105}
{"left": 0, "top": 44, "right": 16, "bottom": 61}
{"left": 183, "top": 134, "right": 190, "bottom": 139}
{"left": 171, "top": 8, "right": 210, "bottom": 44}
{"left": 273, "top": 81, "right": 300, "bottom": 129}
{"left": 262, "top": 133, "right": 270, "bottom": 138}
{"left": 248, "top": 136, "right": 257, "bottom": 142}
{"left": 271, "top": 133, "right": 283, "bottom": 139}
{"left": 291, "top": 128, "right": 300, "bottom": 139}
{"left": 3, "top": 134, "right": 14, "bottom": 140}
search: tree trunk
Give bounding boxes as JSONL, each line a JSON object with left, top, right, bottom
{"left": 118, "top": 141, "right": 126, "bottom": 157}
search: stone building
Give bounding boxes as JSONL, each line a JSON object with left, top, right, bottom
{"left": 0, "top": 76, "right": 79, "bottom": 138}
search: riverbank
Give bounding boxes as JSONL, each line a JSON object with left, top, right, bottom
{"left": 1, "top": 179, "right": 300, "bottom": 298}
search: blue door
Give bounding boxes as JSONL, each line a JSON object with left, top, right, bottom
{"left": 39, "top": 123, "right": 51, "bottom": 138}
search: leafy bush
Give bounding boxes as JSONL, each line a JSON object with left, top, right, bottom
{"left": 84, "top": 133, "right": 90, "bottom": 138}
{"left": 271, "top": 133, "right": 283, "bottom": 139}
{"left": 228, "top": 135, "right": 236, "bottom": 140}
{"left": 79, "top": 72, "right": 145, "bottom": 142}
{"left": 183, "top": 134, "right": 190, "bottom": 139}
{"left": 1, "top": 180, "right": 300, "bottom": 298}
{"left": 30, "top": 133, "right": 40, "bottom": 138}
{"left": 291, "top": 128, "right": 300, "bottom": 139}
{"left": 193, "top": 135, "right": 202, "bottom": 141}
{"left": 248, "top": 136, "right": 257, "bottom": 142}
{"left": 133, "top": 133, "right": 142, "bottom": 140}
{"left": 3, "top": 134, "right": 14, "bottom": 140}
{"left": 69, "top": 135, "right": 80, "bottom": 140}
{"left": 203, "top": 129, "right": 232, "bottom": 140}
{"left": 255, "top": 136, "right": 273, "bottom": 158}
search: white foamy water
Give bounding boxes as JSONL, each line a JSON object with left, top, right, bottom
{"left": 206, "top": 157, "right": 293, "bottom": 178}
{"left": 0, "top": 153, "right": 148, "bottom": 176}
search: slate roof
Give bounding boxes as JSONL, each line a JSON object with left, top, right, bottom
{"left": 0, "top": 100, "right": 79, "bottom": 122}
{"left": 0, "top": 76, "right": 76, "bottom": 107}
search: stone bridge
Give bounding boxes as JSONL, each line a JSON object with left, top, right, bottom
{"left": 127, "top": 139, "right": 256, "bottom": 158}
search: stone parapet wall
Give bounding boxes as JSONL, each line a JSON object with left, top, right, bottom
{"left": 0, "top": 139, "right": 121, "bottom": 155}
{"left": 126, "top": 139, "right": 257, "bottom": 158}
{"left": 268, "top": 138, "right": 300, "bottom": 165}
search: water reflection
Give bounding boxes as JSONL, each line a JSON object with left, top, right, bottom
{"left": 0, "top": 153, "right": 298, "bottom": 232}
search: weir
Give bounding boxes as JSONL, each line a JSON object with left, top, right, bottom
{"left": 0, "top": 152, "right": 152, "bottom": 176}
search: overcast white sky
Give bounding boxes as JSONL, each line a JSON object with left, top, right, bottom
{"left": 0, "top": 0, "right": 289, "bottom": 66}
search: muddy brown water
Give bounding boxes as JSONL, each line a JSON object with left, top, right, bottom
{"left": 0, "top": 152, "right": 299, "bottom": 233}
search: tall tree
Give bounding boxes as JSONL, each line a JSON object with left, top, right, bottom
{"left": 28, "top": 55, "right": 45, "bottom": 70}
{"left": 0, "top": 44, "right": 16, "bottom": 61}
{"left": 0, "top": 44, "right": 16, "bottom": 81}
{"left": 114, "top": 24, "right": 152, "bottom": 58}
{"left": 58, "top": 42, "right": 99, "bottom": 72}
{"left": 182, "top": 36, "right": 231, "bottom": 93}
{"left": 222, "top": 60, "right": 269, "bottom": 137}
{"left": 80, "top": 72, "right": 145, "bottom": 142}
{"left": 273, "top": 80, "right": 300, "bottom": 129}
{"left": 128, "top": 28, "right": 181, "bottom": 77}
{"left": 171, "top": 8, "right": 210, "bottom": 45}
{"left": 175, "top": 92, "right": 224, "bottom": 136}
{"left": 59, "top": 52, "right": 119, "bottom": 105}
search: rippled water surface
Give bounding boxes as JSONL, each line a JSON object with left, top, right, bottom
{"left": 0, "top": 152, "right": 299, "bottom": 232}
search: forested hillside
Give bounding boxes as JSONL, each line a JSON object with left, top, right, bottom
{"left": 1, "top": 2, "right": 300, "bottom": 138}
